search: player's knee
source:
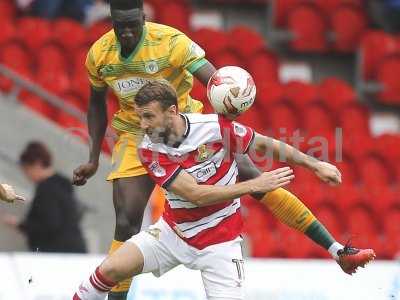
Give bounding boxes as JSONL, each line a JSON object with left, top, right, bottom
{"left": 114, "top": 212, "right": 142, "bottom": 240}
{"left": 100, "top": 260, "right": 123, "bottom": 284}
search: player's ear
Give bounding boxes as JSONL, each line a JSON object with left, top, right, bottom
{"left": 167, "top": 105, "right": 177, "bottom": 115}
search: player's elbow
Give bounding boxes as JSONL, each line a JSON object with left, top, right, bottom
{"left": 183, "top": 190, "right": 208, "bottom": 207}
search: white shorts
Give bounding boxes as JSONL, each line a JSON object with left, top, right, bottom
{"left": 128, "top": 218, "right": 245, "bottom": 300}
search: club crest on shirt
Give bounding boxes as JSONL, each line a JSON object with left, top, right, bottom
{"left": 146, "top": 228, "right": 161, "bottom": 240}
{"left": 196, "top": 144, "right": 216, "bottom": 162}
{"left": 145, "top": 60, "right": 159, "bottom": 74}
{"left": 149, "top": 161, "right": 166, "bottom": 177}
{"left": 232, "top": 122, "right": 247, "bottom": 137}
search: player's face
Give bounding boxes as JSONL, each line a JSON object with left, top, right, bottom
{"left": 136, "top": 101, "right": 175, "bottom": 143}
{"left": 111, "top": 8, "right": 145, "bottom": 51}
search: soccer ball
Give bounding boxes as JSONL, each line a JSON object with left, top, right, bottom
{"left": 207, "top": 66, "right": 256, "bottom": 115}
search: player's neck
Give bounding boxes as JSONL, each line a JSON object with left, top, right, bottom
{"left": 120, "top": 45, "right": 136, "bottom": 58}
{"left": 167, "top": 114, "right": 187, "bottom": 147}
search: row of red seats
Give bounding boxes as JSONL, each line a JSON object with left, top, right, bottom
{"left": 271, "top": 0, "right": 368, "bottom": 52}
{"left": 1, "top": 0, "right": 399, "bottom": 260}
{"left": 241, "top": 196, "right": 400, "bottom": 259}
{"left": 358, "top": 30, "right": 400, "bottom": 105}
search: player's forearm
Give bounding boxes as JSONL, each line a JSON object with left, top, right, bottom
{"left": 189, "top": 180, "right": 256, "bottom": 207}
{"left": 256, "top": 135, "right": 319, "bottom": 171}
{"left": 87, "top": 93, "right": 107, "bottom": 164}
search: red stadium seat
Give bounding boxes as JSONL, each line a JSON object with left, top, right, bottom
{"left": 190, "top": 78, "right": 208, "bottom": 110}
{"left": 57, "top": 110, "right": 86, "bottom": 131}
{"left": 374, "top": 134, "right": 400, "bottom": 168}
{"left": 333, "top": 183, "right": 364, "bottom": 212}
{"left": 86, "top": 21, "right": 112, "bottom": 45}
{"left": 362, "top": 185, "right": 397, "bottom": 215}
{"left": 329, "top": 5, "right": 367, "bottom": 53}
{"left": 36, "top": 44, "right": 67, "bottom": 73}
{"left": 271, "top": 0, "right": 300, "bottom": 27}
{"left": 315, "top": 0, "right": 363, "bottom": 14}
{"left": 357, "top": 155, "right": 391, "bottom": 188}
{"left": 72, "top": 47, "right": 89, "bottom": 76}
{"left": 0, "top": 43, "right": 32, "bottom": 92}
{"left": 283, "top": 81, "right": 318, "bottom": 108}
{"left": 335, "top": 159, "right": 358, "bottom": 185}
{"left": 52, "top": 18, "right": 87, "bottom": 51}
{"left": 228, "top": 26, "right": 266, "bottom": 58}
{"left": 19, "top": 92, "right": 58, "bottom": 121}
{"left": 278, "top": 225, "right": 313, "bottom": 258}
{"left": 0, "top": 18, "right": 16, "bottom": 46}
{"left": 236, "top": 108, "right": 265, "bottom": 133}
{"left": 191, "top": 28, "right": 229, "bottom": 60}
{"left": 318, "top": 78, "right": 356, "bottom": 112}
{"left": 256, "top": 80, "right": 284, "bottom": 107}
{"left": 347, "top": 206, "right": 377, "bottom": 236}
{"left": 37, "top": 69, "right": 70, "bottom": 96}
{"left": 377, "top": 55, "right": 400, "bottom": 104}
{"left": 268, "top": 103, "right": 299, "bottom": 137}
{"left": 338, "top": 104, "right": 370, "bottom": 136}
{"left": 70, "top": 73, "right": 90, "bottom": 101}
{"left": 383, "top": 209, "right": 400, "bottom": 238}
{"left": 359, "top": 31, "right": 399, "bottom": 80}
{"left": 302, "top": 103, "right": 334, "bottom": 135}
{"left": 211, "top": 50, "right": 241, "bottom": 69}
{"left": 247, "top": 51, "right": 279, "bottom": 84}
{"left": 0, "top": 42, "right": 31, "bottom": 71}
{"left": 315, "top": 204, "right": 343, "bottom": 238}
{"left": 0, "top": 0, "right": 17, "bottom": 20}
{"left": 62, "top": 93, "right": 86, "bottom": 112}
{"left": 246, "top": 229, "right": 278, "bottom": 257}
{"left": 158, "top": 2, "right": 190, "bottom": 33}
{"left": 17, "top": 18, "right": 52, "bottom": 51}
{"left": 287, "top": 4, "right": 328, "bottom": 52}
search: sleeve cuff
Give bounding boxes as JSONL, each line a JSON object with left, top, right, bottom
{"left": 243, "top": 131, "right": 256, "bottom": 154}
{"left": 187, "top": 58, "right": 208, "bottom": 74}
{"left": 162, "top": 167, "right": 183, "bottom": 189}
{"left": 90, "top": 83, "right": 108, "bottom": 91}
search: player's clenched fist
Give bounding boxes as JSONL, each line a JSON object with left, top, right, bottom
{"left": 0, "top": 184, "right": 25, "bottom": 203}
{"left": 251, "top": 167, "right": 295, "bottom": 193}
{"left": 72, "top": 162, "right": 99, "bottom": 186}
{"left": 313, "top": 161, "right": 342, "bottom": 186}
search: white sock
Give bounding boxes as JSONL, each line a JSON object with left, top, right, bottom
{"left": 73, "top": 267, "right": 114, "bottom": 300}
{"left": 328, "top": 242, "right": 344, "bottom": 260}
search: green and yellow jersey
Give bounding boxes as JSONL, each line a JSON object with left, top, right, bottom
{"left": 86, "top": 21, "right": 207, "bottom": 134}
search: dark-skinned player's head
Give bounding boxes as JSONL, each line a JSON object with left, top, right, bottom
{"left": 110, "top": 0, "right": 145, "bottom": 52}
{"left": 134, "top": 81, "right": 178, "bottom": 143}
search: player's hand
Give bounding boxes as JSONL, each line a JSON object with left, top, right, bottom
{"left": 0, "top": 184, "right": 25, "bottom": 203}
{"left": 314, "top": 161, "right": 342, "bottom": 186}
{"left": 72, "top": 162, "right": 99, "bottom": 186}
{"left": 252, "top": 167, "right": 295, "bottom": 193}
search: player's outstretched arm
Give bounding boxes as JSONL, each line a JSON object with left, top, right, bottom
{"left": 169, "top": 167, "right": 294, "bottom": 207}
{"left": 192, "top": 61, "right": 217, "bottom": 86}
{"left": 0, "top": 184, "right": 25, "bottom": 203}
{"left": 250, "top": 132, "right": 342, "bottom": 186}
{"left": 73, "top": 86, "right": 108, "bottom": 186}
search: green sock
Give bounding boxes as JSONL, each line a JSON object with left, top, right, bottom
{"left": 305, "top": 220, "right": 336, "bottom": 250}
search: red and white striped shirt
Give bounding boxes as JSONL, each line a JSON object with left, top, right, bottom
{"left": 139, "top": 113, "right": 255, "bottom": 249}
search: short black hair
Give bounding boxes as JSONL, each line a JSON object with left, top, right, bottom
{"left": 135, "top": 81, "right": 178, "bottom": 110}
{"left": 19, "top": 141, "right": 52, "bottom": 167}
{"left": 110, "top": 0, "right": 143, "bottom": 10}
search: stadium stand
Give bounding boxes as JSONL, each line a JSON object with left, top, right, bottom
{"left": 0, "top": 0, "right": 399, "bottom": 260}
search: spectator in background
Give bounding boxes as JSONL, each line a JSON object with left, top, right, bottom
{"left": 368, "top": 0, "right": 400, "bottom": 32}
{"left": 16, "top": 0, "right": 94, "bottom": 22}
{"left": 1, "top": 141, "right": 87, "bottom": 253}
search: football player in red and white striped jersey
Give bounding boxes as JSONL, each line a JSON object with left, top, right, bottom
{"left": 73, "top": 81, "right": 375, "bottom": 300}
